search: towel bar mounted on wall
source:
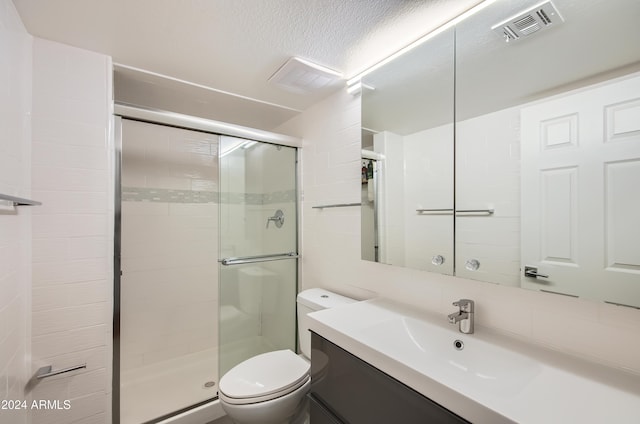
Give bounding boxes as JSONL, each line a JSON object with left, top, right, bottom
{"left": 0, "top": 193, "right": 42, "bottom": 206}
{"left": 456, "top": 209, "right": 494, "bottom": 216}
{"left": 416, "top": 208, "right": 494, "bottom": 216}
{"left": 312, "top": 203, "right": 361, "bottom": 209}
{"left": 416, "top": 208, "right": 454, "bottom": 214}
{"left": 35, "top": 364, "right": 87, "bottom": 379}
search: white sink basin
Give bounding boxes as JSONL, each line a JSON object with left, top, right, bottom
{"left": 308, "top": 298, "right": 640, "bottom": 424}
{"left": 358, "top": 316, "right": 540, "bottom": 397}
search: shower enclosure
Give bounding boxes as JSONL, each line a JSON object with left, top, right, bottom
{"left": 114, "top": 115, "right": 298, "bottom": 424}
{"left": 217, "top": 136, "right": 298, "bottom": 377}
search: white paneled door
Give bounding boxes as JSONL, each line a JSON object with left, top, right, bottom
{"left": 521, "top": 73, "right": 640, "bottom": 306}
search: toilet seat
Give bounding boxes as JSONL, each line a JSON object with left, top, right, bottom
{"left": 219, "top": 350, "right": 310, "bottom": 405}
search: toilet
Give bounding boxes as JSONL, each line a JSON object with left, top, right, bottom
{"left": 218, "top": 288, "right": 356, "bottom": 424}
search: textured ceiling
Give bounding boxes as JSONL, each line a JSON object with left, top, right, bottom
{"left": 12, "top": 0, "right": 482, "bottom": 129}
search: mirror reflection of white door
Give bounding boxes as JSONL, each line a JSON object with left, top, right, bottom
{"left": 521, "top": 73, "right": 640, "bottom": 306}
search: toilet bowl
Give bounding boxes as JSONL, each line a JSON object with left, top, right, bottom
{"left": 218, "top": 289, "right": 356, "bottom": 424}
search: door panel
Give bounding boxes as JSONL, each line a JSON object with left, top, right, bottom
{"left": 521, "top": 74, "right": 640, "bottom": 305}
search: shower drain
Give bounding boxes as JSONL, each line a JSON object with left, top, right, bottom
{"left": 203, "top": 381, "right": 216, "bottom": 389}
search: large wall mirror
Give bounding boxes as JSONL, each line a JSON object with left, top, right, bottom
{"left": 361, "top": 28, "right": 455, "bottom": 274}
{"left": 361, "top": 0, "right": 640, "bottom": 308}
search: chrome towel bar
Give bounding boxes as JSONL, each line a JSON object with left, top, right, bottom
{"left": 0, "top": 193, "right": 42, "bottom": 206}
{"left": 312, "top": 203, "right": 361, "bottom": 209}
{"left": 219, "top": 252, "right": 298, "bottom": 266}
{"left": 35, "top": 364, "right": 86, "bottom": 379}
{"left": 416, "top": 208, "right": 494, "bottom": 215}
{"left": 456, "top": 209, "right": 495, "bottom": 215}
{"left": 416, "top": 208, "right": 454, "bottom": 214}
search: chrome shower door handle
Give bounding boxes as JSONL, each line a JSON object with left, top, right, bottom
{"left": 266, "top": 209, "right": 284, "bottom": 228}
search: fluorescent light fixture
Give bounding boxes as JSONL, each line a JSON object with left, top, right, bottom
{"left": 346, "top": 0, "right": 498, "bottom": 86}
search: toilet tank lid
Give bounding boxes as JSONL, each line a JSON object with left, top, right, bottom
{"left": 297, "top": 288, "right": 357, "bottom": 310}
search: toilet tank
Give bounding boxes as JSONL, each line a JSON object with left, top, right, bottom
{"left": 297, "top": 288, "right": 356, "bottom": 358}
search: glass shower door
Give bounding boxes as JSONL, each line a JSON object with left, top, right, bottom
{"left": 118, "top": 119, "right": 220, "bottom": 424}
{"left": 218, "top": 136, "right": 298, "bottom": 376}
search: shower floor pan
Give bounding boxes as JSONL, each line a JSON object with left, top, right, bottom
{"left": 120, "top": 348, "right": 218, "bottom": 424}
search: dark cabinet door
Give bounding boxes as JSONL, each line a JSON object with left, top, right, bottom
{"left": 309, "top": 394, "right": 345, "bottom": 424}
{"left": 310, "top": 332, "right": 469, "bottom": 424}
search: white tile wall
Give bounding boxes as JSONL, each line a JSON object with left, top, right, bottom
{"left": 402, "top": 125, "right": 454, "bottom": 273}
{"left": 120, "top": 120, "right": 219, "bottom": 373}
{"left": 373, "top": 131, "right": 405, "bottom": 266}
{"left": 0, "top": 1, "right": 32, "bottom": 424}
{"left": 31, "top": 37, "right": 113, "bottom": 424}
{"left": 119, "top": 119, "right": 222, "bottom": 423}
{"left": 274, "top": 89, "right": 640, "bottom": 375}
{"left": 456, "top": 107, "right": 520, "bottom": 285}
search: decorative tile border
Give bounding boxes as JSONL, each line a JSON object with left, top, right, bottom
{"left": 122, "top": 186, "right": 295, "bottom": 205}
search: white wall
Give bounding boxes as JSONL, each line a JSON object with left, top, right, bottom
{"left": 275, "top": 89, "right": 640, "bottom": 375}
{"left": 366, "top": 125, "right": 456, "bottom": 274}
{"left": 403, "top": 125, "right": 454, "bottom": 274}
{"left": 360, "top": 177, "right": 375, "bottom": 262}
{"left": 0, "top": 1, "right": 32, "bottom": 423}
{"left": 456, "top": 107, "right": 520, "bottom": 285}
{"left": 373, "top": 131, "right": 405, "bottom": 266}
{"left": 30, "top": 38, "right": 113, "bottom": 424}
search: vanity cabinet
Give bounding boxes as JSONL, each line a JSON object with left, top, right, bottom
{"left": 309, "top": 396, "right": 344, "bottom": 424}
{"left": 309, "top": 332, "right": 469, "bottom": 424}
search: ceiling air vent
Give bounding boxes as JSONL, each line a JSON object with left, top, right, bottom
{"left": 492, "top": 1, "right": 564, "bottom": 43}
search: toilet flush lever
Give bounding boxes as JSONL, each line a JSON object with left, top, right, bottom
{"left": 266, "top": 209, "right": 284, "bottom": 228}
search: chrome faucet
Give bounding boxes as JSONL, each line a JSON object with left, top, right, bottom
{"left": 448, "top": 299, "right": 474, "bottom": 334}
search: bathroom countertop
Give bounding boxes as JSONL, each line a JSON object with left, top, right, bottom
{"left": 307, "top": 298, "right": 640, "bottom": 424}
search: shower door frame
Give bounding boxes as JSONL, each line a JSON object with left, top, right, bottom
{"left": 112, "top": 105, "right": 302, "bottom": 424}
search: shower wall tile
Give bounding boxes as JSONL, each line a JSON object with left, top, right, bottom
{"left": 32, "top": 142, "right": 109, "bottom": 170}
{"left": 32, "top": 281, "right": 108, "bottom": 312}
{"left": 32, "top": 259, "right": 108, "bottom": 286}
{"left": 30, "top": 38, "right": 113, "bottom": 422}
{"left": 69, "top": 412, "right": 107, "bottom": 424}
{"left": 0, "top": 1, "right": 32, "bottom": 422}
{"left": 32, "top": 214, "right": 109, "bottom": 238}
{"left": 120, "top": 197, "right": 220, "bottom": 371}
{"left": 32, "top": 304, "right": 108, "bottom": 336}
{"left": 31, "top": 190, "right": 109, "bottom": 215}
{"left": 275, "top": 87, "right": 640, "bottom": 375}
{"left": 120, "top": 119, "right": 220, "bottom": 380}
{"left": 31, "top": 391, "right": 107, "bottom": 424}
{"left": 32, "top": 325, "right": 107, "bottom": 360}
